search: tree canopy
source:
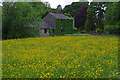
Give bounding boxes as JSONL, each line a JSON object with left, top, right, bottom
{"left": 85, "top": 2, "right": 111, "bottom": 32}
{"left": 103, "top": 2, "right": 120, "bottom": 34}
{"left": 63, "top": 2, "right": 88, "bottom": 14}
{"left": 2, "top": 1, "right": 119, "bottom": 39}
{"left": 71, "top": 4, "right": 88, "bottom": 30}
{"left": 2, "top": 2, "right": 51, "bottom": 39}
{"left": 104, "top": 2, "right": 120, "bottom": 26}
{"left": 63, "top": 2, "right": 89, "bottom": 29}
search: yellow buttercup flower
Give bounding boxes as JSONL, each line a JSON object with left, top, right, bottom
{"left": 2, "top": 35, "right": 118, "bottom": 78}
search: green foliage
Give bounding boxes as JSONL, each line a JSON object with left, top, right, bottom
{"left": 51, "top": 9, "right": 64, "bottom": 14}
{"left": 30, "top": 2, "right": 52, "bottom": 19}
{"left": 55, "top": 19, "right": 62, "bottom": 35}
{"left": 96, "top": 28, "right": 103, "bottom": 33}
{"left": 57, "top": 5, "right": 62, "bottom": 10}
{"left": 85, "top": 19, "right": 95, "bottom": 32}
{"left": 96, "top": 23, "right": 104, "bottom": 30}
{"left": 2, "top": 2, "right": 39, "bottom": 39}
{"left": 63, "top": 2, "right": 88, "bottom": 13}
{"left": 104, "top": 2, "right": 120, "bottom": 26}
{"left": 2, "top": 36, "right": 119, "bottom": 78}
{"left": 64, "top": 13, "right": 72, "bottom": 18}
{"left": 85, "top": 4, "right": 96, "bottom": 32}
{"left": 116, "top": 22, "right": 120, "bottom": 26}
{"left": 104, "top": 25, "right": 120, "bottom": 34}
{"left": 85, "top": 2, "right": 108, "bottom": 32}
{"left": 55, "top": 18, "right": 74, "bottom": 35}
{"left": 73, "top": 26, "right": 78, "bottom": 30}
{"left": 44, "top": 2, "right": 51, "bottom": 8}
{"left": 49, "top": 29, "right": 54, "bottom": 36}
{"left": 2, "top": 2, "right": 51, "bottom": 39}
{"left": 0, "top": 7, "right": 2, "bottom": 39}
{"left": 104, "top": 2, "right": 120, "bottom": 34}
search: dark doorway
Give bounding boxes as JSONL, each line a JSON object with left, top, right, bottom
{"left": 53, "top": 29, "right": 54, "bottom": 33}
{"left": 61, "top": 28, "right": 64, "bottom": 32}
{"left": 44, "top": 29, "right": 47, "bottom": 33}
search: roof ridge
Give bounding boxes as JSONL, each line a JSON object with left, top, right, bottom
{"left": 49, "top": 12, "right": 70, "bottom": 19}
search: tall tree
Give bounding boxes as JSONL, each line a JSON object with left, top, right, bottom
{"left": 103, "top": 2, "right": 120, "bottom": 34}
{"left": 44, "top": 2, "right": 51, "bottom": 8}
{"left": 2, "top": 2, "right": 39, "bottom": 39}
{"left": 51, "top": 5, "right": 63, "bottom": 14}
{"left": 57, "top": 5, "right": 62, "bottom": 10}
{"left": 63, "top": 2, "right": 89, "bottom": 29}
{"left": 2, "top": 2, "right": 51, "bottom": 39}
{"left": 29, "top": 2, "right": 51, "bottom": 19}
{"left": 71, "top": 4, "right": 88, "bottom": 30}
{"left": 63, "top": 2, "right": 88, "bottom": 14}
{"left": 104, "top": 2, "right": 120, "bottom": 26}
{"left": 85, "top": 2, "right": 110, "bottom": 32}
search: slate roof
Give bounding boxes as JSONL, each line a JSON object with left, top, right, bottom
{"left": 32, "top": 13, "right": 70, "bottom": 29}
{"left": 49, "top": 12, "right": 70, "bottom": 19}
{"left": 40, "top": 21, "right": 56, "bottom": 29}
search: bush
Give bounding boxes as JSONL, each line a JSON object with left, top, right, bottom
{"left": 73, "top": 26, "right": 77, "bottom": 30}
{"left": 72, "top": 26, "right": 78, "bottom": 33}
{"left": 81, "top": 30, "right": 86, "bottom": 33}
{"left": 104, "top": 25, "right": 120, "bottom": 34}
{"left": 116, "top": 22, "right": 120, "bottom": 26}
{"left": 96, "top": 28, "right": 103, "bottom": 33}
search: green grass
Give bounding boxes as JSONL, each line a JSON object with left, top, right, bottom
{"left": 65, "top": 33, "right": 91, "bottom": 36}
{"left": 2, "top": 35, "right": 119, "bottom": 78}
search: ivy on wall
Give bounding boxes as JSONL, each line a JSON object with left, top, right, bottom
{"left": 50, "top": 18, "right": 73, "bottom": 36}
{"left": 55, "top": 19, "right": 62, "bottom": 35}
{"left": 49, "top": 18, "right": 74, "bottom": 36}
{"left": 49, "top": 29, "right": 54, "bottom": 36}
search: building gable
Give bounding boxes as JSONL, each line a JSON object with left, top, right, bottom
{"left": 42, "top": 12, "right": 70, "bottom": 29}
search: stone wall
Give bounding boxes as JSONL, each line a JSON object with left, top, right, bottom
{"left": 39, "top": 29, "right": 50, "bottom": 37}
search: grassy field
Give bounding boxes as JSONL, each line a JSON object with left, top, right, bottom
{"left": 2, "top": 35, "right": 119, "bottom": 78}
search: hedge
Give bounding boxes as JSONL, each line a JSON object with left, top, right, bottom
{"left": 104, "top": 25, "right": 120, "bottom": 34}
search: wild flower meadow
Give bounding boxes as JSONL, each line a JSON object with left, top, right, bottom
{"left": 2, "top": 35, "right": 119, "bottom": 78}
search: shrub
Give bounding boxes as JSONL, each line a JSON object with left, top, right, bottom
{"left": 96, "top": 28, "right": 103, "bottom": 33}
{"left": 73, "top": 26, "right": 79, "bottom": 33}
{"left": 104, "top": 25, "right": 120, "bottom": 34}
{"left": 73, "top": 26, "right": 77, "bottom": 30}
{"left": 116, "top": 22, "right": 120, "bottom": 26}
{"left": 81, "top": 30, "right": 86, "bottom": 33}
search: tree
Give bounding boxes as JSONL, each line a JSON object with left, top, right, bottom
{"left": 57, "top": 5, "right": 62, "bottom": 10}
{"left": 44, "top": 1, "right": 51, "bottom": 8}
{"left": 2, "top": 2, "right": 41, "bottom": 39}
{"left": 50, "top": 5, "right": 63, "bottom": 14}
{"left": 104, "top": 2, "right": 120, "bottom": 34}
{"left": 2, "top": 2, "right": 51, "bottom": 39}
{"left": 85, "top": 2, "right": 110, "bottom": 32}
{"left": 64, "top": 13, "right": 72, "bottom": 18}
{"left": 104, "top": 2, "right": 120, "bottom": 26}
{"left": 63, "top": 2, "right": 88, "bottom": 14}
{"left": 29, "top": 2, "right": 51, "bottom": 19}
{"left": 71, "top": 4, "right": 88, "bottom": 30}
{"left": 63, "top": 2, "right": 89, "bottom": 29}
{"left": 0, "top": 6, "right": 2, "bottom": 40}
